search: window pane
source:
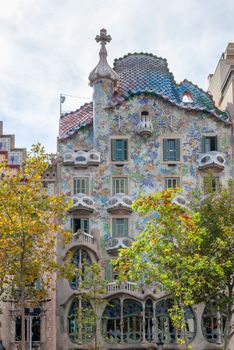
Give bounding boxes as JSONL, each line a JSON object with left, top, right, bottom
{"left": 74, "top": 178, "right": 88, "bottom": 194}
{"left": 72, "top": 218, "right": 89, "bottom": 233}
{"left": 112, "top": 218, "right": 128, "bottom": 237}
{"left": 163, "top": 139, "right": 180, "bottom": 161}
{"left": 111, "top": 139, "right": 128, "bottom": 161}
{"left": 113, "top": 177, "right": 128, "bottom": 195}
{"left": 165, "top": 178, "right": 180, "bottom": 189}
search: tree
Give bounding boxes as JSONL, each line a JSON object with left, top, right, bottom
{"left": 190, "top": 180, "right": 234, "bottom": 350}
{"left": 115, "top": 188, "right": 228, "bottom": 349}
{"left": 0, "top": 144, "right": 69, "bottom": 350}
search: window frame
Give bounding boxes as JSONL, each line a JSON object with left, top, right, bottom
{"left": 112, "top": 177, "right": 129, "bottom": 195}
{"left": 201, "top": 135, "right": 218, "bottom": 153}
{"left": 112, "top": 218, "right": 129, "bottom": 237}
{"left": 111, "top": 138, "right": 129, "bottom": 163}
{"left": 73, "top": 177, "right": 89, "bottom": 195}
{"left": 164, "top": 177, "right": 180, "bottom": 189}
{"left": 71, "top": 217, "right": 89, "bottom": 234}
{"left": 163, "top": 138, "right": 181, "bottom": 162}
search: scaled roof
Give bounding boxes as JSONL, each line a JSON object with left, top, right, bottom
{"left": 59, "top": 53, "right": 230, "bottom": 139}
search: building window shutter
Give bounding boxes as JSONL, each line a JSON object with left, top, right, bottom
{"left": 105, "top": 260, "right": 113, "bottom": 281}
{"left": 201, "top": 136, "right": 206, "bottom": 153}
{"left": 175, "top": 139, "right": 180, "bottom": 161}
{"left": 111, "top": 139, "right": 116, "bottom": 161}
{"left": 123, "top": 218, "right": 128, "bottom": 237}
{"left": 213, "top": 136, "right": 218, "bottom": 151}
{"left": 163, "top": 139, "right": 168, "bottom": 161}
{"left": 112, "top": 219, "right": 117, "bottom": 237}
{"left": 124, "top": 140, "right": 128, "bottom": 161}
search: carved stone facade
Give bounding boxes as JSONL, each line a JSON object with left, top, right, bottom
{"left": 56, "top": 31, "right": 233, "bottom": 350}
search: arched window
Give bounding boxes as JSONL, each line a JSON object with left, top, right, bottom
{"left": 123, "top": 299, "right": 143, "bottom": 344}
{"left": 156, "top": 299, "right": 176, "bottom": 344}
{"left": 70, "top": 248, "right": 92, "bottom": 289}
{"left": 156, "top": 299, "right": 195, "bottom": 344}
{"left": 202, "top": 301, "right": 226, "bottom": 344}
{"left": 182, "top": 91, "right": 193, "bottom": 103}
{"left": 68, "top": 297, "right": 94, "bottom": 344}
{"left": 102, "top": 298, "right": 121, "bottom": 343}
{"left": 145, "top": 299, "right": 153, "bottom": 342}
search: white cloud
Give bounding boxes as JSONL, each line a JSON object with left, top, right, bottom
{"left": 0, "top": 0, "right": 233, "bottom": 152}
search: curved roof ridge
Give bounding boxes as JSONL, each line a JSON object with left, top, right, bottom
{"left": 178, "top": 79, "right": 215, "bottom": 103}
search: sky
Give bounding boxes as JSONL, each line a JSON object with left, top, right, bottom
{"left": 0, "top": 0, "right": 234, "bottom": 153}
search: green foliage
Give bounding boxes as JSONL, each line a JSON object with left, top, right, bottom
{"left": 114, "top": 187, "right": 233, "bottom": 349}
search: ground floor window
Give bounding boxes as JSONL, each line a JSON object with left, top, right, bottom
{"left": 15, "top": 308, "right": 40, "bottom": 342}
{"left": 68, "top": 298, "right": 94, "bottom": 344}
{"left": 101, "top": 298, "right": 195, "bottom": 345}
{"left": 202, "top": 301, "right": 226, "bottom": 344}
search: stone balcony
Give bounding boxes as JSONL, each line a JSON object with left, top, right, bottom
{"left": 197, "top": 151, "right": 225, "bottom": 171}
{"left": 69, "top": 194, "right": 95, "bottom": 213}
{"left": 105, "top": 236, "right": 133, "bottom": 253}
{"left": 137, "top": 114, "right": 153, "bottom": 137}
{"left": 107, "top": 194, "right": 132, "bottom": 214}
{"left": 106, "top": 281, "right": 138, "bottom": 293}
{"left": 73, "top": 230, "right": 95, "bottom": 245}
{"left": 172, "top": 195, "right": 188, "bottom": 208}
{"left": 63, "top": 149, "right": 101, "bottom": 167}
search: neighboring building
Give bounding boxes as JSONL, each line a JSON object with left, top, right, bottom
{"left": 0, "top": 122, "right": 57, "bottom": 350}
{"left": 57, "top": 30, "right": 233, "bottom": 350}
{"left": 208, "top": 42, "right": 234, "bottom": 181}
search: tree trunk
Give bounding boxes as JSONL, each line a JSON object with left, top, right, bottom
{"left": 20, "top": 292, "right": 26, "bottom": 350}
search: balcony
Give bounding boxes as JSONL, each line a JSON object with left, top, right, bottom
{"left": 197, "top": 151, "right": 225, "bottom": 171}
{"left": 137, "top": 113, "right": 153, "bottom": 137}
{"left": 73, "top": 230, "right": 95, "bottom": 245}
{"left": 107, "top": 194, "right": 132, "bottom": 213}
{"left": 106, "top": 281, "right": 138, "bottom": 293}
{"left": 172, "top": 195, "right": 188, "bottom": 208}
{"left": 63, "top": 150, "right": 101, "bottom": 167}
{"left": 105, "top": 236, "right": 133, "bottom": 252}
{"left": 69, "top": 194, "right": 95, "bottom": 213}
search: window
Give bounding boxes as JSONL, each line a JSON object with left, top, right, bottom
{"left": 204, "top": 176, "right": 220, "bottom": 193}
{"left": 182, "top": 92, "right": 193, "bottom": 103}
{"left": 202, "top": 301, "right": 226, "bottom": 344}
{"left": 74, "top": 177, "right": 89, "bottom": 194}
{"left": 201, "top": 136, "right": 218, "bottom": 153}
{"left": 68, "top": 298, "right": 94, "bottom": 343}
{"left": 71, "top": 218, "right": 89, "bottom": 233}
{"left": 165, "top": 177, "right": 180, "bottom": 189}
{"left": 15, "top": 308, "right": 41, "bottom": 342}
{"left": 112, "top": 177, "right": 128, "bottom": 195}
{"left": 111, "top": 139, "right": 128, "bottom": 162}
{"left": 163, "top": 139, "right": 180, "bottom": 161}
{"left": 70, "top": 248, "right": 92, "bottom": 289}
{"left": 112, "top": 218, "right": 128, "bottom": 237}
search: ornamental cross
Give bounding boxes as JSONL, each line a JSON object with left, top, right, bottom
{"left": 95, "top": 28, "right": 112, "bottom": 45}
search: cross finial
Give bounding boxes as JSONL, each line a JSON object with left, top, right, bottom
{"left": 95, "top": 28, "right": 111, "bottom": 45}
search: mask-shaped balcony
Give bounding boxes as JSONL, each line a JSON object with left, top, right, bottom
{"left": 107, "top": 194, "right": 133, "bottom": 213}
{"left": 198, "top": 151, "right": 225, "bottom": 171}
{"left": 69, "top": 194, "right": 95, "bottom": 213}
{"left": 172, "top": 195, "right": 188, "bottom": 209}
{"left": 105, "top": 236, "right": 133, "bottom": 253}
{"left": 63, "top": 150, "right": 101, "bottom": 167}
{"left": 137, "top": 112, "right": 153, "bottom": 137}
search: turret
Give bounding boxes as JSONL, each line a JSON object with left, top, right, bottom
{"left": 89, "top": 29, "right": 118, "bottom": 148}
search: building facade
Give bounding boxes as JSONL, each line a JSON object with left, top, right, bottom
{"left": 57, "top": 30, "right": 233, "bottom": 350}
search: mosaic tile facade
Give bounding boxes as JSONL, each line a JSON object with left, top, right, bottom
{"left": 56, "top": 31, "right": 233, "bottom": 350}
